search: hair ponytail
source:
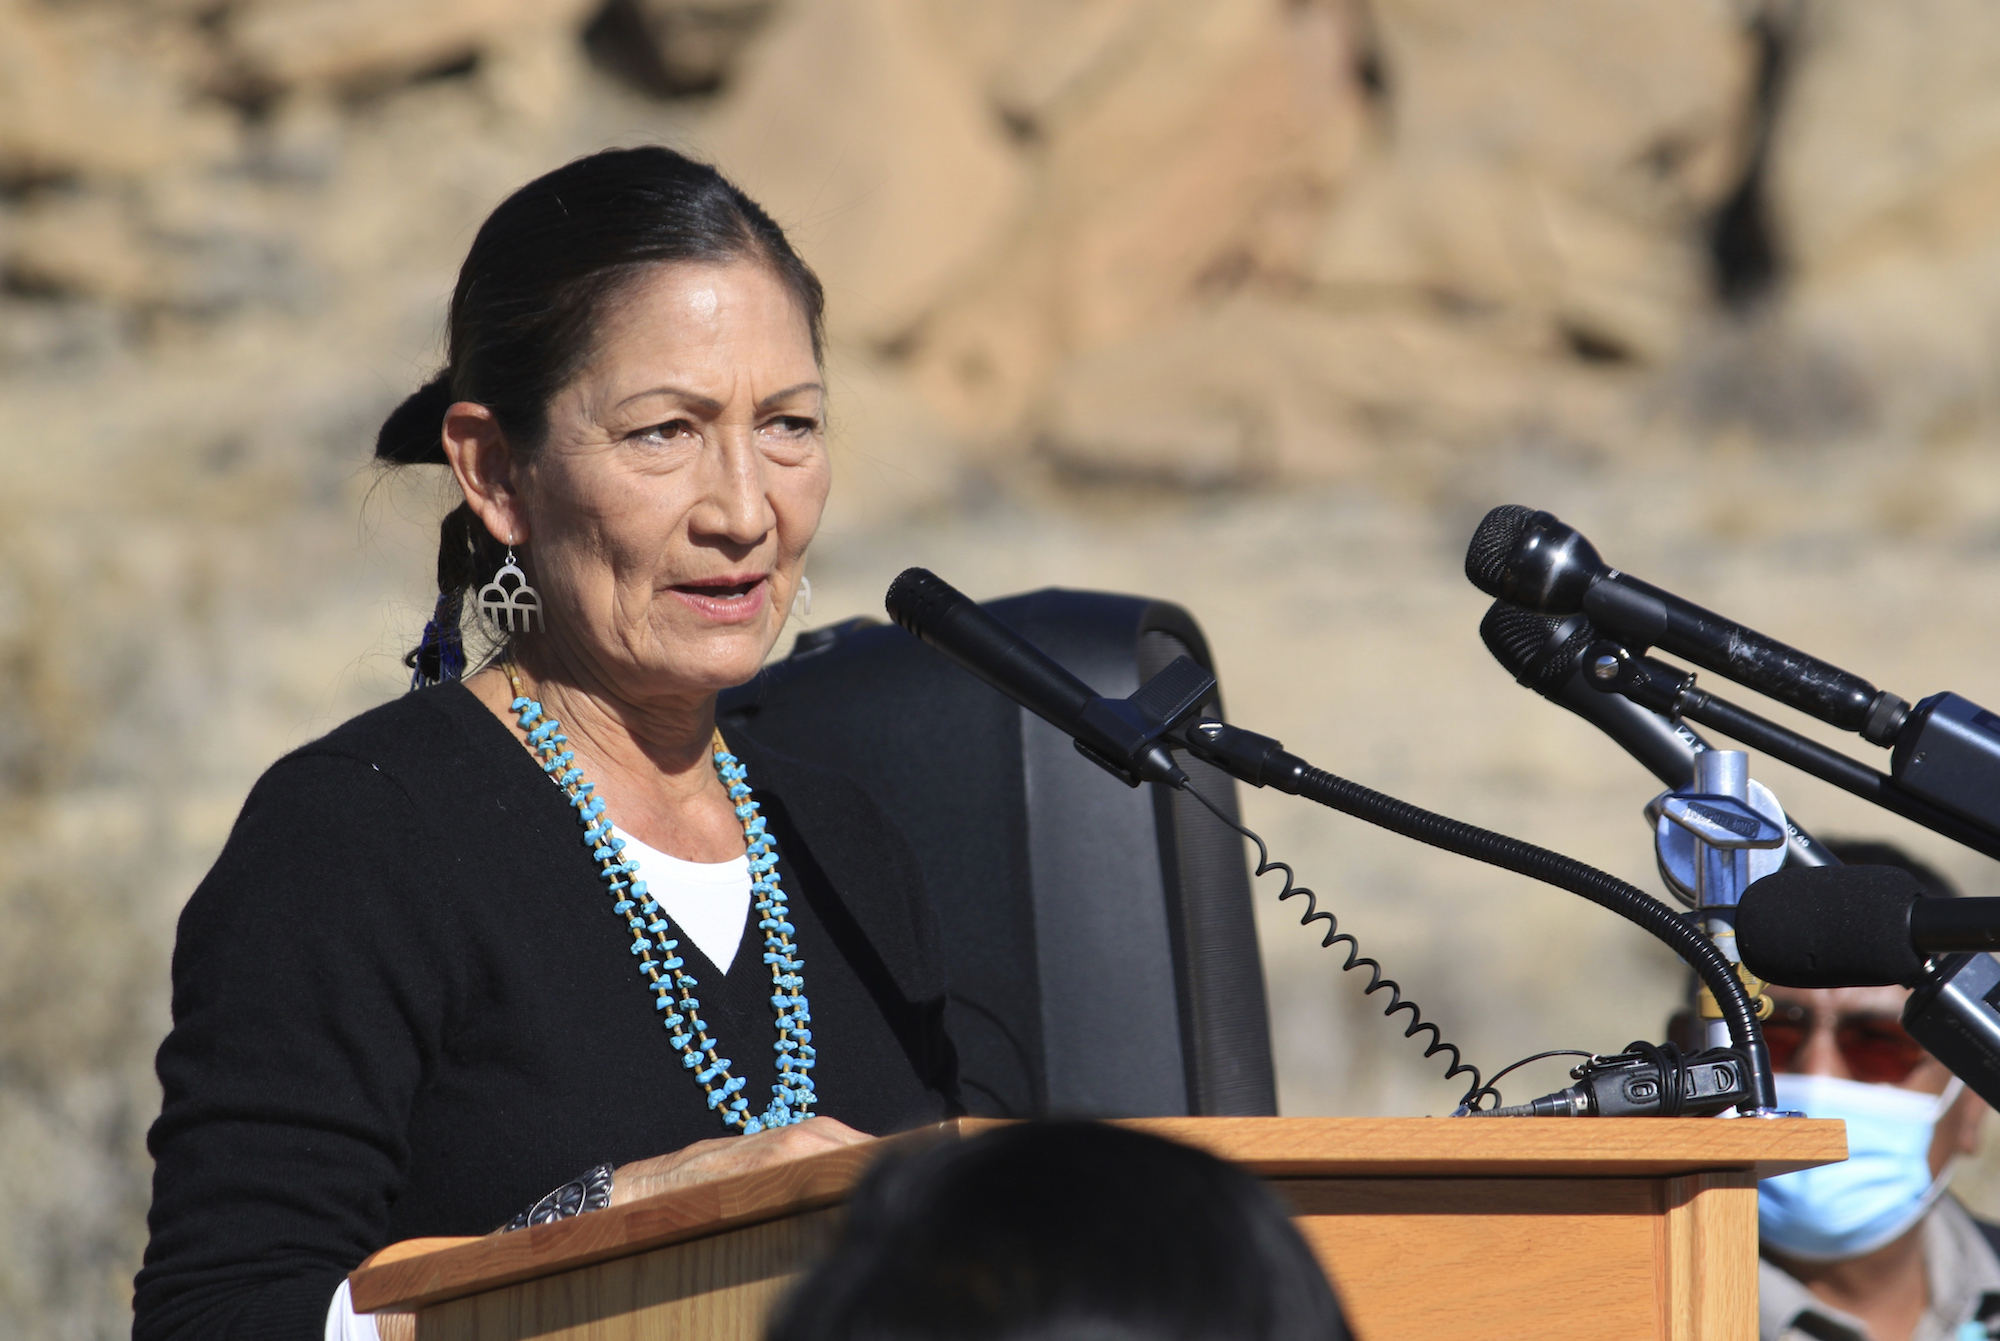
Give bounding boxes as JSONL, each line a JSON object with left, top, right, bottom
{"left": 374, "top": 373, "right": 454, "bottom": 466}
{"left": 384, "top": 380, "right": 486, "bottom": 687}
{"left": 403, "top": 502, "right": 506, "bottom": 687}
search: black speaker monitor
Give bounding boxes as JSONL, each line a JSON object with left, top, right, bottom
{"left": 718, "top": 589, "right": 1276, "bottom": 1119}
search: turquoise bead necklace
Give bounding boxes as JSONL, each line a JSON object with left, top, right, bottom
{"left": 505, "top": 664, "right": 817, "bottom": 1134}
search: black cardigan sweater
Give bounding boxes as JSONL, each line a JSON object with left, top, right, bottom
{"left": 134, "top": 683, "right": 956, "bottom": 1341}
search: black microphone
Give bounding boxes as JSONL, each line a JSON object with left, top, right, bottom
{"left": 886, "top": 567, "right": 1093, "bottom": 736}
{"left": 1576, "top": 633, "right": 2000, "bottom": 856}
{"left": 1738, "top": 866, "right": 1938, "bottom": 987}
{"left": 1738, "top": 864, "right": 2000, "bottom": 1111}
{"left": 884, "top": 568, "right": 1203, "bottom": 787}
{"left": 1465, "top": 506, "right": 1910, "bottom": 746}
{"left": 1740, "top": 866, "right": 2000, "bottom": 987}
{"left": 1480, "top": 602, "right": 1708, "bottom": 788}
{"left": 1479, "top": 602, "right": 1838, "bottom": 869}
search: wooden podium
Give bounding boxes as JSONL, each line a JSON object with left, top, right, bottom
{"left": 349, "top": 1117, "right": 1843, "bottom": 1341}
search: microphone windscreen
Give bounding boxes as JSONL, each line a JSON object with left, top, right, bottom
{"left": 1479, "top": 603, "right": 1593, "bottom": 696}
{"left": 1738, "top": 866, "right": 1929, "bottom": 987}
{"left": 1465, "top": 505, "right": 1534, "bottom": 596}
{"left": 885, "top": 567, "right": 960, "bottom": 638}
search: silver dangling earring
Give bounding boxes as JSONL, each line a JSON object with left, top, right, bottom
{"left": 478, "top": 545, "right": 543, "bottom": 633}
{"left": 791, "top": 575, "right": 812, "bottom": 621}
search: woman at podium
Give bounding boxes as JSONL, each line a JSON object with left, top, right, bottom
{"left": 133, "top": 147, "right": 958, "bottom": 1341}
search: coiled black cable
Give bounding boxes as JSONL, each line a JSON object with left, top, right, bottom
{"left": 1180, "top": 784, "right": 1491, "bottom": 1111}
{"left": 1179, "top": 719, "right": 1775, "bottom": 1112}
{"left": 1463, "top": 1049, "right": 1596, "bottom": 1113}
{"left": 1268, "top": 759, "right": 1776, "bottom": 1110}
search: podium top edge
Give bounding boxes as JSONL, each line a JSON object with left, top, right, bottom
{"left": 349, "top": 1115, "right": 1845, "bottom": 1314}
{"left": 1096, "top": 1115, "right": 1847, "bottom": 1178}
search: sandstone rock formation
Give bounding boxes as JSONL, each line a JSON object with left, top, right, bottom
{"left": 1312, "top": 0, "right": 1753, "bottom": 363}
{"left": 1766, "top": 0, "right": 2000, "bottom": 435}
{"left": 698, "top": 0, "right": 1026, "bottom": 348}
{"left": 903, "top": 0, "right": 1367, "bottom": 465}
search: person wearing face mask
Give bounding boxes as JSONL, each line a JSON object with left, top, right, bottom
{"left": 1757, "top": 842, "right": 1998, "bottom": 1341}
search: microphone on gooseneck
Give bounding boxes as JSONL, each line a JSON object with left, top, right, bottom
{"left": 888, "top": 566, "right": 1783, "bottom": 1112}
{"left": 1739, "top": 864, "right": 2000, "bottom": 1110}
{"left": 883, "top": 568, "right": 1198, "bottom": 789}
{"left": 884, "top": 567, "right": 1096, "bottom": 734}
{"left": 1478, "top": 602, "right": 1838, "bottom": 870}
{"left": 1465, "top": 506, "right": 1912, "bottom": 746}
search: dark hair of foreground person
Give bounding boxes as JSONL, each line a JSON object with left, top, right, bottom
{"left": 768, "top": 1122, "right": 1353, "bottom": 1341}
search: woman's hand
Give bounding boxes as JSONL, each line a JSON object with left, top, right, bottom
{"left": 371, "top": 1119, "right": 870, "bottom": 1341}
{"left": 610, "top": 1116, "right": 871, "bottom": 1206}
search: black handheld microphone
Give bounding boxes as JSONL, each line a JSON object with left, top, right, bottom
{"left": 1738, "top": 864, "right": 2000, "bottom": 1111}
{"left": 1574, "top": 632, "right": 2000, "bottom": 854}
{"left": 1479, "top": 602, "right": 1838, "bottom": 869}
{"left": 1465, "top": 506, "right": 1911, "bottom": 746}
{"left": 1739, "top": 865, "right": 2000, "bottom": 987}
{"left": 1480, "top": 602, "right": 1711, "bottom": 788}
{"left": 884, "top": 568, "right": 1211, "bottom": 788}
{"left": 1739, "top": 866, "right": 1939, "bottom": 987}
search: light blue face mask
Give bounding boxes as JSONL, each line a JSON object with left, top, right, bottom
{"left": 1759, "top": 1072, "right": 1964, "bottom": 1262}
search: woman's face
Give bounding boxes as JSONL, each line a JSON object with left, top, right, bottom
{"left": 508, "top": 259, "right": 828, "bottom": 704}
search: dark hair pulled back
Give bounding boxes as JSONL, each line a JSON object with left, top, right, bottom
{"left": 376, "top": 145, "right": 825, "bottom": 686}
{"left": 767, "top": 1121, "right": 1352, "bottom": 1341}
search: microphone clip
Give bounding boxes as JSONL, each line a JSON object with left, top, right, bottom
{"left": 1580, "top": 638, "right": 1697, "bottom": 717}
{"left": 1070, "top": 655, "right": 1218, "bottom": 788}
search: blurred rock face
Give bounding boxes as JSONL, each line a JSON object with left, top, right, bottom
{"left": 6, "top": 1, "right": 2000, "bottom": 1336}
{"left": 0, "top": 0, "right": 1768, "bottom": 480}
{"left": 1766, "top": 0, "right": 2000, "bottom": 434}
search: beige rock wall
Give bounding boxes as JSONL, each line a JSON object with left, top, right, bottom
{"left": 1314, "top": 0, "right": 1751, "bottom": 357}
{"left": 1767, "top": 0, "right": 2000, "bottom": 432}
{"left": 700, "top": 0, "right": 1026, "bottom": 348}
{"left": 6, "top": 1, "right": 2000, "bottom": 1336}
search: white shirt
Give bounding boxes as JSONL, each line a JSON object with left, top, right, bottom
{"left": 611, "top": 829, "right": 752, "bottom": 973}
{"left": 323, "top": 832, "right": 753, "bottom": 1339}
{"left": 326, "top": 1280, "right": 376, "bottom": 1341}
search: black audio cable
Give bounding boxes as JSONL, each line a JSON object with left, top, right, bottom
{"left": 1179, "top": 782, "right": 1492, "bottom": 1111}
{"left": 1178, "top": 719, "right": 1779, "bottom": 1112}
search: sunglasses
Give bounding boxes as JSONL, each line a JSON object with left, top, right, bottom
{"left": 1762, "top": 1002, "right": 1929, "bottom": 1086}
